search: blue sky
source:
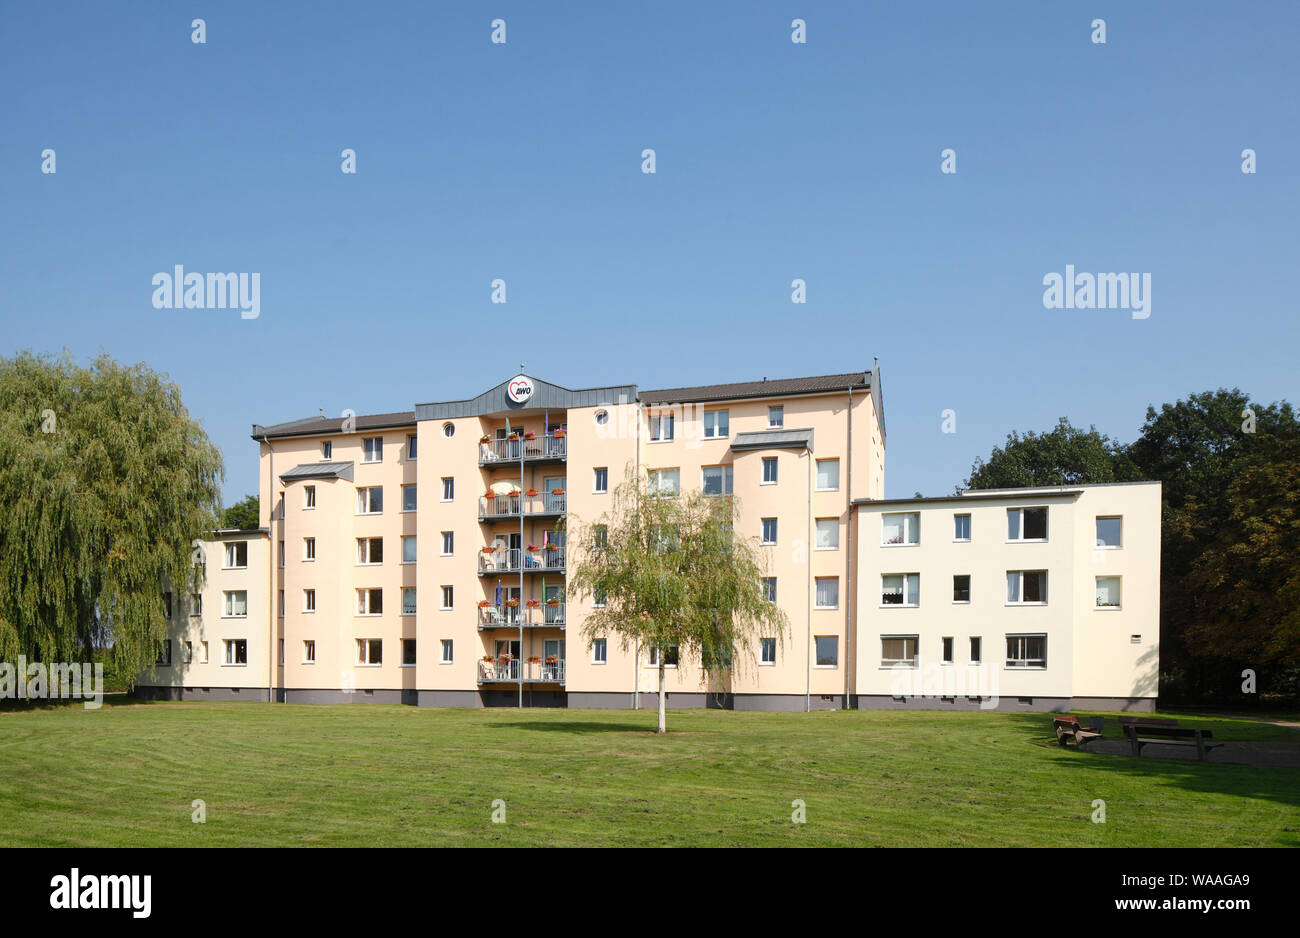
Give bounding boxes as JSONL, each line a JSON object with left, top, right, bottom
{"left": 2, "top": 1, "right": 1296, "bottom": 504}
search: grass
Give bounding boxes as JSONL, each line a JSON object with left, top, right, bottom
{"left": 1, "top": 698, "right": 1297, "bottom": 847}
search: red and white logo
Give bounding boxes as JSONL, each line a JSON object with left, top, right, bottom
{"left": 507, "top": 375, "right": 534, "bottom": 404}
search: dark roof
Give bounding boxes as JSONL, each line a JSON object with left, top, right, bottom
{"left": 731, "top": 428, "right": 814, "bottom": 452}
{"left": 279, "top": 461, "right": 356, "bottom": 483}
{"left": 639, "top": 372, "right": 870, "bottom": 405}
{"left": 252, "top": 411, "right": 415, "bottom": 441}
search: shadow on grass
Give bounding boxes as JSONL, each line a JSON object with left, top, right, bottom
{"left": 0, "top": 692, "right": 149, "bottom": 712}
{"left": 488, "top": 720, "right": 650, "bottom": 735}
{"left": 1001, "top": 711, "right": 1300, "bottom": 812}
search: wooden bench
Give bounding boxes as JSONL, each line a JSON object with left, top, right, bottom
{"left": 1122, "top": 723, "right": 1224, "bottom": 761}
{"left": 1119, "top": 716, "right": 1179, "bottom": 727}
{"left": 1053, "top": 716, "right": 1103, "bottom": 748}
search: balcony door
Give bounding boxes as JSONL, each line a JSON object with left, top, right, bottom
{"left": 544, "top": 476, "right": 566, "bottom": 513}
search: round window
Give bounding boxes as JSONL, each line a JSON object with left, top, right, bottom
{"left": 594, "top": 409, "right": 609, "bottom": 426}
{"left": 442, "top": 422, "right": 455, "bottom": 438}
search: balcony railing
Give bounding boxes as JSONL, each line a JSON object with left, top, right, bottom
{"left": 479, "top": 434, "right": 567, "bottom": 465}
{"left": 477, "top": 547, "right": 567, "bottom": 575}
{"left": 477, "top": 659, "right": 567, "bottom": 684}
{"left": 478, "top": 493, "right": 567, "bottom": 518}
{"left": 476, "top": 603, "right": 566, "bottom": 629}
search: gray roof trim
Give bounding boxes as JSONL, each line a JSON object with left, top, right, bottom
{"left": 415, "top": 375, "right": 638, "bottom": 420}
{"left": 278, "top": 461, "right": 356, "bottom": 483}
{"left": 252, "top": 412, "right": 415, "bottom": 441}
{"left": 731, "top": 428, "right": 815, "bottom": 452}
{"left": 210, "top": 527, "right": 270, "bottom": 539}
{"left": 851, "top": 489, "right": 1086, "bottom": 508}
{"left": 640, "top": 372, "right": 869, "bottom": 406}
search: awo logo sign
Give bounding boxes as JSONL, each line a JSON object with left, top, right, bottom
{"left": 507, "top": 375, "right": 534, "bottom": 404}
{"left": 49, "top": 868, "right": 151, "bottom": 918}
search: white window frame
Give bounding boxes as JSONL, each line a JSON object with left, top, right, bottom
{"left": 592, "top": 638, "right": 607, "bottom": 665}
{"left": 440, "top": 639, "right": 454, "bottom": 664}
{"left": 1095, "top": 575, "right": 1122, "bottom": 610}
{"left": 814, "top": 518, "right": 839, "bottom": 551}
{"left": 768, "top": 405, "right": 784, "bottom": 429}
{"left": 223, "top": 638, "right": 248, "bottom": 666}
{"left": 880, "top": 635, "right": 919, "bottom": 669}
{"left": 952, "top": 574, "right": 971, "bottom": 604}
{"left": 762, "top": 577, "right": 777, "bottom": 603}
{"left": 761, "top": 457, "right": 778, "bottom": 485}
{"left": 356, "top": 537, "right": 383, "bottom": 566}
{"left": 321, "top": 441, "right": 332, "bottom": 460}
{"left": 702, "top": 409, "right": 729, "bottom": 439}
{"left": 401, "top": 638, "right": 417, "bottom": 667}
{"left": 647, "top": 468, "right": 680, "bottom": 497}
{"left": 647, "top": 644, "right": 679, "bottom": 668}
{"left": 440, "top": 585, "right": 453, "bottom": 611}
{"left": 969, "top": 636, "right": 982, "bottom": 665}
{"left": 1095, "top": 516, "right": 1123, "bottom": 549}
{"left": 356, "top": 588, "right": 383, "bottom": 616}
{"left": 402, "top": 587, "right": 418, "bottom": 617}
{"left": 649, "top": 411, "right": 675, "bottom": 442}
{"left": 1005, "top": 634, "right": 1047, "bottom": 669}
{"left": 1007, "top": 506, "right": 1049, "bottom": 543}
{"left": 441, "top": 477, "right": 454, "bottom": 502}
{"left": 814, "top": 577, "right": 839, "bottom": 609}
{"left": 303, "top": 485, "right": 316, "bottom": 509}
{"left": 702, "top": 464, "right": 733, "bottom": 497}
{"left": 1006, "top": 570, "right": 1048, "bottom": 606}
{"left": 408, "top": 434, "right": 419, "bottom": 459}
{"left": 303, "top": 640, "right": 316, "bottom": 664}
{"left": 881, "top": 512, "right": 920, "bottom": 546}
{"left": 362, "top": 436, "right": 383, "bottom": 463}
{"left": 356, "top": 486, "right": 383, "bottom": 515}
{"left": 813, "top": 635, "right": 839, "bottom": 669}
{"left": 303, "top": 537, "right": 316, "bottom": 561}
{"left": 953, "top": 513, "right": 971, "bottom": 542}
{"left": 222, "top": 590, "right": 248, "bottom": 618}
{"left": 401, "top": 484, "right": 417, "bottom": 513}
{"left": 761, "top": 518, "right": 777, "bottom": 546}
{"left": 594, "top": 467, "right": 609, "bottom": 494}
{"left": 815, "top": 458, "right": 839, "bottom": 491}
{"left": 303, "top": 589, "right": 316, "bottom": 613}
{"left": 439, "top": 532, "right": 452, "bottom": 557}
{"left": 880, "top": 573, "right": 919, "bottom": 608}
{"left": 356, "top": 638, "right": 383, "bottom": 666}
{"left": 222, "top": 541, "right": 248, "bottom": 570}
{"left": 403, "top": 535, "right": 418, "bottom": 564}
{"left": 760, "top": 637, "right": 776, "bottom": 666}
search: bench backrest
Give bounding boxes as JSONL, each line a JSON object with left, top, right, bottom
{"left": 1122, "top": 724, "right": 1212, "bottom": 740}
{"left": 1054, "top": 717, "right": 1080, "bottom": 727}
{"left": 1119, "top": 716, "right": 1178, "bottom": 726}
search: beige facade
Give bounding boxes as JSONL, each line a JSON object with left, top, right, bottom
{"left": 135, "top": 370, "right": 1160, "bottom": 712}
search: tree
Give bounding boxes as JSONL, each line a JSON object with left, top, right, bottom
{"left": 569, "top": 468, "right": 789, "bottom": 733}
{"left": 221, "top": 494, "right": 260, "bottom": 530}
{"left": 963, "top": 418, "right": 1139, "bottom": 491}
{"left": 0, "top": 352, "right": 223, "bottom": 680}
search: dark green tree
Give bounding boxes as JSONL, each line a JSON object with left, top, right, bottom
{"left": 221, "top": 494, "right": 260, "bottom": 530}
{"left": 963, "top": 418, "right": 1139, "bottom": 491}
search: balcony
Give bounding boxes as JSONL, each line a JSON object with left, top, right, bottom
{"left": 477, "top": 547, "right": 567, "bottom": 575}
{"left": 477, "top": 658, "right": 566, "bottom": 685}
{"left": 478, "top": 492, "right": 567, "bottom": 520}
{"left": 479, "top": 434, "right": 567, "bottom": 466}
{"left": 477, "top": 603, "right": 566, "bottom": 630}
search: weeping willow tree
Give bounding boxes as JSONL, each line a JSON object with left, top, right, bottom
{"left": 569, "top": 467, "right": 788, "bottom": 733}
{"left": 0, "top": 352, "right": 223, "bottom": 681}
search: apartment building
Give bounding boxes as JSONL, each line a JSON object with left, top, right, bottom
{"left": 135, "top": 529, "right": 273, "bottom": 700}
{"left": 853, "top": 483, "right": 1162, "bottom": 711}
{"left": 134, "top": 369, "right": 1161, "bottom": 712}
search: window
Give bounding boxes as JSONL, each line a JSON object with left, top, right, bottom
{"left": 942, "top": 637, "right": 954, "bottom": 665}
{"left": 304, "top": 537, "right": 316, "bottom": 561}
{"left": 356, "top": 639, "right": 382, "bottom": 665}
{"left": 760, "top": 638, "right": 776, "bottom": 665}
{"left": 403, "top": 588, "right": 418, "bottom": 616}
{"left": 199, "top": 641, "right": 209, "bottom": 664}
{"left": 321, "top": 441, "right": 332, "bottom": 460}
{"left": 953, "top": 513, "right": 971, "bottom": 541}
{"left": 970, "top": 636, "right": 982, "bottom": 664}
{"left": 190, "top": 593, "right": 201, "bottom": 616}
{"left": 403, "top": 536, "right": 418, "bottom": 563}
{"left": 953, "top": 574, "right": 971, "bottom": 603}
{"left": 303, "top": 640, "right": 316, "bottom": 663}
{"left": 594, "top": 467, "right": 609, "bottom": 493}
{"left": 815, "top": 577, "right": 839, "bottom": 609}
{"left": 410, "top": 433, "right": 421, "bottom": 456}
{"left": 814, "top": 636, "right": 838, "bottom": 668}
{"left": 439, "top": 532, "right": 452, "bottom": 556}
{"left": 649, "top": 411, "right": 674, "bottom": 441}
{"left": 882, "top": 512, "right": 919, "bottom": 546}
{"left": 356, "top": 588, "right": 383, "bottom": 615}
{"left": 881, "top": 574, "right": 919, "bottom": 606}
{"left": 441, "top": 639, "right": 454, "bottom": 663}
{"left": 1006, "top": 635, "right": 1047, "bottom": 668}
{"left": 593, "top": 525, "right": 608, "bottom": 549}
{"left": 402, "top": 484, "right": 417, "bottom": 512}
{"left": 815, "top": 518, "right": 839, "bottom": 550}
{"left": 761, "top": 457, "right": 778, "bottom": 484}
{"left": 1006, "top": 571, "right": 1048, "bottom": 605}
{"left": 356, "top": 486, "right": 383, "bottom": 514}
{"left": 881, "top": 636, "right": 918, "bottom": 668}
{"left": 592, "top": 639, "right": 607, "bottom": 664}
{"left": 155, "top": 640, "right": 172, "bottom": 666}
{"left": 362, "top": 437, "right": 383, "bottom": 463}
{"left": 762, "top": 578, "right": 777, "bottom": 603}
{"left": 440, "top": 586, "right": 453, "bottom": 610}
{"left": 183, "top": 641, "right": 193, "bottom": 664}
{"left": 304, "top": 485, "right": 316, "bottom": 509}
{"left": 279, "top": 639, "right": 284, "bottom": 666}
{"left": 593, "top": 587, "right": 607, "bottom": 608}
{"left": 223, "top": 541, "right": 248, "bottom": 569}
{"left": 441, "top": 477, "right": 454, "bottom": 501}
{"left": 761, "top": 518, "right": 778, "bottom": 545}
{"left": 1096, "top": 516, "right": 1122, "bottom": 549}
{"left": 278, "top": 590, "right": 284, "bottom": 617}
{"left": 278, "top": 540, "right": 285, "bottom": 567}
{"left": 1007, "top": 506, "right": 1048, "bottom": 541}
{"left": 815, "top": 459, "right": 839, "bottom": 491}
{"left": 402, "top": 639, "right": 417, "bottom": 666}
{"left": 647, "top": 468, "right": 680, "bottom": 497}
{"left": 356, "top": 537, "right": 383, "bottom": 565}
{"left": 304, "top": 589, "right": 316, "bottom": 612}
{"left": 768, "top": 405, "right": 784, "bottom": 428}
{"left": 648, "top": 645, "right": 679, "bottom": 667}
{"left": 223, "top": 590, "right": 248, "bottom": 618}
{"left": 1095, "top": 576, "right": 1122, "bottom": 609}
{"left": 702, "top": 410, "right": 729, "bottom": 439}
{"left": 702, "top": 465, "right": 734, "bottom": 496}
{"left": 163, "top": 591, "right": 172, "bottom": 619}
{"left": 224, "top": 639, "right": 247, "bottom": 665}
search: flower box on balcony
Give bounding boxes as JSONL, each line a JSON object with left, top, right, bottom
{"left": 551, "top": 489, "right": 565, "bottom": 495}
{"left": 484, "top": 491, "right": 496, "bottom": 499}
{"left": 545, "top": 543, "right": 559, "bottom": 551}
{"left": 553, "top": 430, "right": 566, "bottom": 438}
{"left": 477, "top": 600, "right": 491, "bottom": 607}
{"left": 546, "top": 599, "right": 560, "bottom": 606}
{"left": 480, "top": 547, "right": 495, "bottom": 554}
{"left": 507, "top": 433, "right": 520, "bottom": 441}
{"left": 524, "top": 432, "right": 536, "bottom": 440}
{"left": 526, "top": 599, "right": 540, "bottom": 608}
{"left": 526, "top": 544, "right": 540, "bottom": 552}
{"left": 482, "top": 656, "right": 494, "bottom": 662}
{"left": 545, "top": 656, "right": 558, "bottom": 664}
{"left": 479, "top": 435, "right": 491, "bottom": 444}
{"left": 504, "top": 599, "right": 519, "bottom": 608}
{"left": 528, "top": 657, "right": 541, "bottom": 663}
{"left": 525, "top": 488, "right": 538, "bottom": 497}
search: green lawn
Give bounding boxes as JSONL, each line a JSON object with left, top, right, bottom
{"left": 2, "top": 698, "right": 1297, "bottom": 847}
